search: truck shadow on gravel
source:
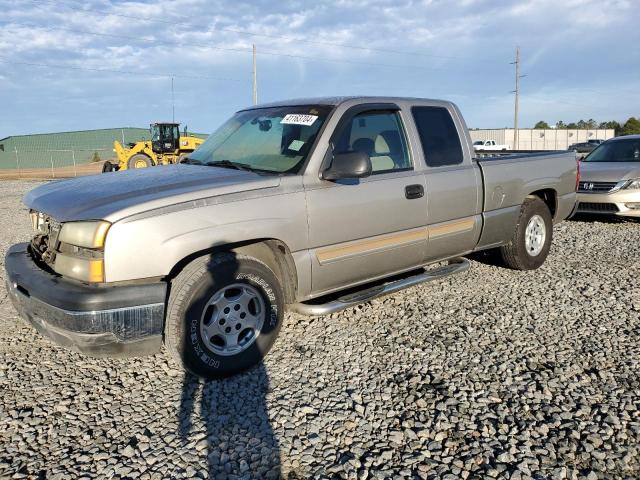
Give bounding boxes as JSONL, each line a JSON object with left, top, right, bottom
{"left": 178, "top": 369, "right": 281, "bottom": 479}
{"left": 465, "top": 250, "right": 506, "bottom": 268}
{"left": 174, "top": 252, "right": 283, "bottom": 478}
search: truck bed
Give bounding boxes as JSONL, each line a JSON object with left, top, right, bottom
{"left": 473, "top": 150, "right": 578, "bottom": 250}
{"left": 476, "top": 151, "right": 577, "bottom": 213}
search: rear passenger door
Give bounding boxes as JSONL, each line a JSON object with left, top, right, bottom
{"left": 410, "top": 106, "right": 483, "bottom": 261}
{"left": 305, "top": 106, "right": 428, "bottom": 295}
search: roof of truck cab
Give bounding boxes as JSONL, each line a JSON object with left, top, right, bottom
{"left": 240, "top": 96, "right": 449, "bottom": 110}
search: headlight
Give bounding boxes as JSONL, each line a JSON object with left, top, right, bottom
{"left": 623, "top": 179, "right": 640, "bottom": 190}
{"left": 54, "top": 254, "right": 105, "bottom": 283}
{"left": 59, "top": 221, "right": 110, "bottom": 248}
{"left": 55, "top": 220, "right": 110, "bottom": 282}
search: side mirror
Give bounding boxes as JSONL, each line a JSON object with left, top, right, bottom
{"left": 322, "top": 151, "right": 372, "bottom": 181}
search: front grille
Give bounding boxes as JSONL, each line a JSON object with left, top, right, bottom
{"left": 577, "top": 202, "right": 619, "bottom": 213}
{"left": 29, "top": 211, "right": 60, "bottom": 264}
{"left": 578, "top": 181, "right": 618, "bottom": 193}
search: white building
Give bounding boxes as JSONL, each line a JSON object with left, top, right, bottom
{"left": 469, "top": 128, "right": 615, "bottom": 151}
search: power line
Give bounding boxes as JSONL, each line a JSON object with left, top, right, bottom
{"left": 0, "top": 57, "right": 247, "bottom": 82}
{"left": 27, "top": 0, "right": 465, "bottom": 61}
{"left": 2, "top": 20, "right": 440, "bottom": 71}
{"left": 524, "top": 97, "right": 598, "bottom": 110}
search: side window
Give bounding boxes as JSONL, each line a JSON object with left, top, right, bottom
{"left": 411, "top": 107, "right": 464, "bottom": 167}
{"left": 334, "top": 111, "right": 411, "bottom": 174}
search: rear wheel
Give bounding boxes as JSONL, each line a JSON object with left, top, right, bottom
{"left": 165, "top": 253, "right": 284, "bottom": 379}
{"left": 499, "top": 197, "right": 553, "bottom": 270}
{"left": 127, "top": 154, "right": 153, "bottom": 169}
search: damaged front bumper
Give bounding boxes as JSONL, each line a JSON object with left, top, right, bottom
{"left": 5, "top": 243, "right": 167, "bottom": 357}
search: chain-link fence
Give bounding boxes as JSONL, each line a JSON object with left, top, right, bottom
{"left": 0, "top": 147, "right": 115, "bottom": 179}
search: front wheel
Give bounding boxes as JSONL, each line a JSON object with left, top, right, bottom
{"left": 127, "top": 154, "right": 153, "bottom": 169}
{"left": 499, "top": 197, "right": 553, "bottom": 270}
{"left": 165, "top": 253, "right": 284, "bottom": 379}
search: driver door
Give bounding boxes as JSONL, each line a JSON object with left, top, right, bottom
{"left": 304, "top": 106, "right": 428, "bottom": 295}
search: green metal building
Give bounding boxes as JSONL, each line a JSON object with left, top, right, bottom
{"left": 0, "top": 127, "right": 207, "bottom": 170}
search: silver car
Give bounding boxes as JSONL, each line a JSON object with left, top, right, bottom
{"left": 576, "top": 135, "right": 640, "bottom": 217}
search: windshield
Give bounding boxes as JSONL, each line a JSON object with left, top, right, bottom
{"left": 188, "top": 105, "right": 332, "bottom": 174}
{"left": 583, "top": 138, "right": 640, "bottom": 162}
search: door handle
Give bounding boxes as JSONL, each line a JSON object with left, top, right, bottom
{"left": 405, "top": 184, "right": 424, "bottom": 199}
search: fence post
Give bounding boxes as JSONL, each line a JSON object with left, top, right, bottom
{"left": 50, "top": 153, "right": 55, "bottom": 179}
{"left": 14, "top": 147, "right": 21, "bottom": 179}
{"left": 72, "top": 149, "right": 77, "bottom": 177}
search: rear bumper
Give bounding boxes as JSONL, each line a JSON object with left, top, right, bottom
{"left": 576, "top": 191, "right": 640, "bottom": 217}
{"left": 4, "top": 243, "right": 167, "bottom": 357}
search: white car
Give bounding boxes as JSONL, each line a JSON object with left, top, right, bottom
{"left": 473, "top": 140, "right": 510, "bottom": 151}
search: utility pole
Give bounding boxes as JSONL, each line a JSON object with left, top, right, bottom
{"left": 511, "top": 46, "right": 521, "bottom": 151}
{"left": 171, "top": 76, "right": 175, "bottom": 123}
{"left": 252, "top": 44, "right": 258, "bottom": 105}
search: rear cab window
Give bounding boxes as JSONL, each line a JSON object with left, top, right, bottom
{"left": 411, "top": 106, "right": 464, "bottom": 167}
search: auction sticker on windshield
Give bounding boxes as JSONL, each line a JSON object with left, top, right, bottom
{"left": 281, "top": 114, "right": 318, "bottom": 126}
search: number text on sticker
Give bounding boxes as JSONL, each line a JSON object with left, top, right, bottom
{"left": 281, "top": 114, "right": 318, "bottom": 126}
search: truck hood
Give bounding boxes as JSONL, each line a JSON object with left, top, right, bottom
{"left": 24, "top": 165, "right": 281, "bottom": 222}
{"left": 579, "top": 161, "right": 640, "bottom": 183}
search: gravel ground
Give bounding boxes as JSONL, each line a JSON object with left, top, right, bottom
{"left": 0, "top": 179, "right": 639, "bottom": 480}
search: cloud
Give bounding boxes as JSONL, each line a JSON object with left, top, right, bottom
{"left": 0, "top": 0, "right": 637, "bottom": 136}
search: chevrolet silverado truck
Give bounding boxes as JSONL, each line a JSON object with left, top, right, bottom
{"left": 5, "top": 97, "right": 578, "bottom": 378}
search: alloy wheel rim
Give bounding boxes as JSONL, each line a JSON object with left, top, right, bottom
{"left": 524, "top": 214, "right": 546, "bottom": 257}
{"left": 199, "top": 283, "right": 265, "bottom": 356}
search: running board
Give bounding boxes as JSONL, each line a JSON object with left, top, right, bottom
{"left": 290, "top": 257, "right": 470, "bottom": 316}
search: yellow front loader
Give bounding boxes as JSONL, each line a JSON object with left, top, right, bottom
{"left": 105, "top": 122, "right": 205, "bottom": 172}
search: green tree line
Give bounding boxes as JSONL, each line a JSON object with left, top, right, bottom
{"left": 533, "top": 118, "right": 640, "bottom": 136}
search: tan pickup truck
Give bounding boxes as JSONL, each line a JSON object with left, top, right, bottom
{"left": 5, "top": 97, "right": 578, "bottom": 378}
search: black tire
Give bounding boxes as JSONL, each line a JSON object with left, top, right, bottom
{"left": 178, "top": 153, "right": 191, "bottom": 164}
{"left": 102, "top": 161, "right": 113, "bottom": 173}
{"left": 127, "top": 154, "right": 153, "bottom": 169}
{"left": 165, "top": 252, "right": 284, "bottom": 379}
{"left": 499, "top": 197, "right": 553, "bottom": 270}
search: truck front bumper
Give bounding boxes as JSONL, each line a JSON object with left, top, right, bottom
{"left": 4, "top": 243, "right": 167, "bottom": 357}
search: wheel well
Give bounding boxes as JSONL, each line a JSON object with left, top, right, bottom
{"left": 166, "top": 239, "right": 298, "bottom": 304}
{"left": 528, "top": 189, "right": 557, "bottom": 218}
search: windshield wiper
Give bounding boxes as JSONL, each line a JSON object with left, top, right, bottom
{"left": 205, "top": 160, "right": 256, "bottom": 171}
{"left": 180, "top": 157, "right": 202, "bottom": 165}
{"left": 205, "top": 160, "right": 276, "bottom": 175}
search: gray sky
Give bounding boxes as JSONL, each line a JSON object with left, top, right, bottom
{"left": 1, "top": 0, "right": 638, "bottom": 136}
